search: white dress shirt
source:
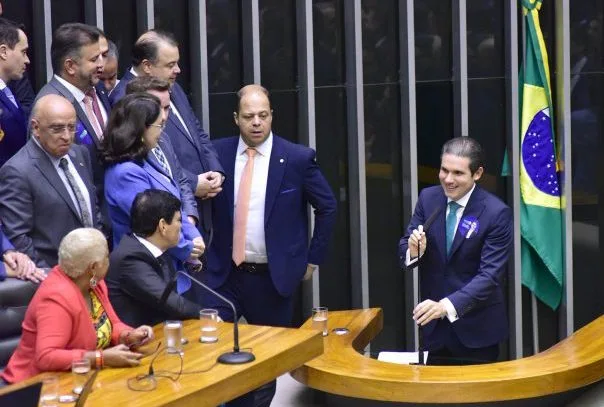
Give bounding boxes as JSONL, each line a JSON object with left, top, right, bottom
{"left": 54, "top": 75, "right": 108, "bottom": 132}
{"left": 134, "top": 234, "right": 165, "bottom": 258}
{"left": 406, "top": 183, "right": 477, "bottom": 322}
{"left": 233, "top": 133, "right": 273, "bottom": 264}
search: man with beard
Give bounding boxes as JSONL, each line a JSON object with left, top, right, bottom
{"left": 35, "top": 23, "right": 111, "bottom": 239}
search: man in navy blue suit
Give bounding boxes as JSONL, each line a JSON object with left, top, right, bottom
{"left": 110, "top": 30, "right": 224, "bottom": 240}
{"left": 0, "top": 18, "right": 29, "bottom": 167}
{"left": 399, "top": 137, "right": 512, "bottom": 364}
{"left": 204, "top": 84, "right": 337, "bottom": 406}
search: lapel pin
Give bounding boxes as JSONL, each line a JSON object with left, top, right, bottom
{"left": 279, "top": 158, "right": 284, "bottom": 163}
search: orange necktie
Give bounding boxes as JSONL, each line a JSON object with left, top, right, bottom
{"left": 232, "top": 148, "right": 257, "bottom": 265}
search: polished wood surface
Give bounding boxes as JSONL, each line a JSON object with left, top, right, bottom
{"left": 291, "top": 308, "right": 604, "bottom": 403}
{"left": 0, "top": 320, "right": 323, "bottom": 406}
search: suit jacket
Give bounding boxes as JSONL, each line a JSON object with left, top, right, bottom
{"left": 0, "top": 225, "right": 15, "bottom": 281}
{"left": 0, "top": 84, "right": 28, "bottom": 167}
{"left": 1, "top": 266, "right": 131, "bottom": 383}
{"left": 104, "top": 158, "right": 201, "bottom": 262}
{"left": 8, "top": 75, "right": 35, "bottom": 118}
{"left": 0, "top": 139, "right": 100, "bottom": 268}
{"left": 205, "top": 135, "right": 337, "bottom": 297}
{"left": 110, "top": 70, "right": 223, "bottom": 235}
{"left": 106, "top": 234, "right": 201, "bottom": 327}
{"left": 35, "top": 76, "right": 112, "bottom": 234}
{"left": 398, "top": 185, "right": 513, "bottom": 349}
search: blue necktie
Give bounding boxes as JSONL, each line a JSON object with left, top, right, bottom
{"left": 2, "top": 87, "right": 18, "bottom": 108}
{"left": 446, "top": 201, "right": 461, "bottom": 254}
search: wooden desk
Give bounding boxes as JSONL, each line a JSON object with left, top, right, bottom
{"left": 0, "top": 320, "right": 323, "bottom": 407}
{"left": 291, "top": 308, "right": 604, "bottom": 403}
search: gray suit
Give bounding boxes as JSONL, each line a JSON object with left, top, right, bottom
{"left": 0, "top": 139, "right": 99, "bottom": 268}
{"left": 35, "top": 76, "right": 111, "bottom": 236}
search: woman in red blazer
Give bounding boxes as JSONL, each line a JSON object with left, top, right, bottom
{"left": 1, "top": 228, "right": 154, "bottom": 384}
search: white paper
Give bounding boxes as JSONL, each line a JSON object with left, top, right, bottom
{"left": 377, "top": 351, "right": 429, "bottom": 365}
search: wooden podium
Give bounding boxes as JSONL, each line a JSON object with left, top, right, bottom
{"left": 291, "top": 308, "right": 604, "bottom": 404}
{"left": 0, "top": 319, "right": 323, "bottom": 407}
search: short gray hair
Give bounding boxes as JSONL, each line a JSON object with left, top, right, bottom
{"left": 58, "top": 228, "right": 108, "bottom": 279}
{"left": 441, "top": 137, "right": 485, "bottom": 174}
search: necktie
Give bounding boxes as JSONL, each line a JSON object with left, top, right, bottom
{"left": 59, "top": 158, "right": 93, "bottom": 227}
{"left": 152, "top": 146, "right": 172, "bottom": 177}
{"left": 232, "top": 148, "right": 257, "bottom": 266}
{"left": 2, "top": 87, "right": 18, "bottom": 108}
{"left": 84, "top": 89, "right": 104, "bottom": 140}
{"left": 446, "top": 201, "right": 461, "bottom": 255}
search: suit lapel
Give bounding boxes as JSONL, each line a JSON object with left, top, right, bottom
{"left": 264, "top": 136, "right": 287, "bottom": 226}
{"left": 146, "top": 147, "right": 172, "bottom": 179}
{"left": 0, "top": 90, "right": 19, "bottom": 114}
{"left": 448, "top": 187, "right": 486, "bottom": 260}
{"left": 143, "top": 160, "right": 179, "bottom": 196}
{"left": 69, "top": 148, "right": 95, "bottom": 221}
{"left": 49, "top": 79, "right": 102, "bottom": 149}
{"left": 28, "top": 141, "right": 81, "bottom": 222}
{"left": 168, "top": 91, "right": 195, "bottom": 143}
{"left": 224, "top": 139, "right": 238, "bottom": 225}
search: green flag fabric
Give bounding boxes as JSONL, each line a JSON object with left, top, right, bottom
{"left": 519, "top": 0, "right": 564, "bottom": 310}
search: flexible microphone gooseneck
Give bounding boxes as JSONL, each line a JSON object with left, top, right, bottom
{"left": 162, "top": 270, "right": 255, "bottom": 364}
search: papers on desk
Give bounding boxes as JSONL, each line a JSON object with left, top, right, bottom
{"left": 377, "top": 351, "right": 429, "bottom": 365}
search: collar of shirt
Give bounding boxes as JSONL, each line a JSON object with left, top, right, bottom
{"left": 133, "top": 234, "right": 165, "bottom": 258}
{"left": 237, "top": 132, "right": 273, "bottom": 157}
{"left": 447, "top": 183, "right": 476, "bottom": 208}
{"left": 129, "top": 67, "right": 139, "bottom": 77}
{"left": 31, "top": 137, "right": 67, "bottom": 169}
{"left": 0, "top": 78, "right": 8, "bottom": 91}
{"left": 54, "top": 74, "right": 89, "bottom": 104}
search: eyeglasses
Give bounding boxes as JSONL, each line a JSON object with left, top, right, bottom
{"left": 149, "top": 122, "right": 166, "bottom": 130}
{"left": 47, "top": 124, "right": 76, "bottom": 135}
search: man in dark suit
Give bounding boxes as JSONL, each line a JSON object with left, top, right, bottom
{"left": 205, "top": 84, "right": 337, "bottom": 407}
{"left": 399, "top": 137, "right": 512, "bottom": 365}
{"left": 34, "top": 23, "right": 110, "bottom": 235}
{"left": 107, "top": 189, "right": 201, "bottom": 327}
{"left": 110, "top": 30, "right": 224, "bottom": 240}
{"left": 0, "top": 18, "right": 29, "bottom": 167}
{"left": 0, "top": 94, "right": 99, "bottom": 269}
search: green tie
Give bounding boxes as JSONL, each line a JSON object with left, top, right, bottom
{"left": 446, "top": 201, "right": 461, "bottom": 254}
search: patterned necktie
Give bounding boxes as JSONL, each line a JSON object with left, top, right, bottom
{"left": 2, "top": 87, "right": 18, "bottom": 108}
{"left": 152, "top": 146, "right": 172, "bottom": 177}
{"left": 84, "top": 89, "right": 104, "bottom": 140}
{"left": 232, "top": 148, "right": 257, "bottom": 266}
{"left": 446, "top": 201, "right": 461, "bottom": 255}
{"left": 59, "top": 158, "right": 93, "bottom": 227}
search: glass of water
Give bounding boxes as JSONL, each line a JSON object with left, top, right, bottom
{"left": 40, "top": 375, "right": 59, "bottom": 407}
{"left": 71, "top": 358, "right": 91, "bottom": 395}
{"left": 164, "top": 320, "right": 183, "bottom": 354}
{"left": 199, "top": 309, "right": 219, "bottom": 343}
{"left": 312, "top": 306, "right": 329, "bottom": 336}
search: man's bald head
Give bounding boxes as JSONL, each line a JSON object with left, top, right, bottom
{"left": 31, "top": 94, "right": 77, "bottom": 158}
{"left": 233, "top": 84, "right": 273, "bottom": 147}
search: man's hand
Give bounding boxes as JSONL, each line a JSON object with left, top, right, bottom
{"left": 412, "top": 299, "right": 446, "bottom": 326}
{"left": 189, "top": 236, "right": 206, "bottom": 260}
{"left": 303, "top": 264, "right": 317, "bottom": 281}
{"left": 196, "top": 172, "right": 223, "bottom": 199}
{"left": 3, "top": 251, "right": 46, "bottom": 283}
{"left": 408, "top": 225, "right": 427, "bottom": 258}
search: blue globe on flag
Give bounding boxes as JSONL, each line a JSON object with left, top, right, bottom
{"left": 521, "top": 108, "right": 560, "bottom": 197}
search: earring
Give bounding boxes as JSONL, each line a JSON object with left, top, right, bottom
{"left": 90, "top": 274, "right": 98, "bottom": 289}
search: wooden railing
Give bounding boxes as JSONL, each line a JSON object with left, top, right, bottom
{"left": 291, "top": 308, "right": 604, "bottom": 403}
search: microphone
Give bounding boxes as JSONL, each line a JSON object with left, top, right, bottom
{"left": 422, "top": 206, "right": 442, "bottom": 233}
{"left": 161, "top": 269, "right": 255, "bottom": 365}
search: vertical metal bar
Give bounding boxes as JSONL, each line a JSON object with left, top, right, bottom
{"left": 84, "top": 0, "right": 104, "bottom": 29}
{"left": 555, "top": 0, "right": 573, "bottom": 337}
{"left": 33, "top": 0, "right": 52, "bottom": 83}
{"left": 189, "top": 0, "right": 210, "bottom": 129}
{"left": 344, "top": 0, "right": 369, "bottom": 310}
{"left": 296, "top": 0, "right": 318, "bottom": 310}
{"left": 452, "top": 0, "right": 468, "bottom": 138}
{"left": 242, "top": 0, "right": 261, "bottom": 84}
{"left": 505, "top": 0, "right": 523, "bottom": 359}
{"left": 137, "top": 0, "right": 154, "bottom": 33}
{"left": 399, "top": 0, "right": 420, "bottom": 350}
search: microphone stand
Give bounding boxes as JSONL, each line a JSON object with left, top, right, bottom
{"left": 410, "top": 227, "right": 425, "bottom": 366}
{"left": 176, "top": 270, "right": 255, "bottom": 365}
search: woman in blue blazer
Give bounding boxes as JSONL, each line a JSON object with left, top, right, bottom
{"left": 101, "top": 93, "right": 203, "bottom": 267}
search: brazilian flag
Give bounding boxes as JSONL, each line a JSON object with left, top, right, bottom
{"left": 519, "top": 0, "right": 563, "bottom": 310}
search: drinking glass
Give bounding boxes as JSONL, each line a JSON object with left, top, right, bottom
{"left": 199, "top": 309, "right": 219, "bottom": 343}
{"left": 40, "top": 375, "right": 59, "bottom": 407}
{"left": 312, "top": 306, "right": 329, "bottom": 336}
{"left": 71, "top": 358, "right": 91, "bottom": 395}
{"left": 164, "top": 320, "right": 183, "bottom": 354}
